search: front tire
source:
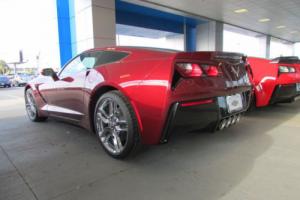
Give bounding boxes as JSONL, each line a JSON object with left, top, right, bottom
{"left": 25, "top": 89, "right": 48, "bottom": 122}
{"left": 94, "top": 91, "right": 141, "bottom": 159}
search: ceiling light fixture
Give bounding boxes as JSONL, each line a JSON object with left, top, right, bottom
{"left": 276, "top": 25, "right": 286, "bottom": 29}
{"left": 234, "top": 8, "right": 248, "bottom": 13}
{"left": 259, "top": 18, "right": 271, "bottom": 22}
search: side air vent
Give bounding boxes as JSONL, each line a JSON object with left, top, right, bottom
{"left": 171, "top": 70, "right": 181, "bottom": 90}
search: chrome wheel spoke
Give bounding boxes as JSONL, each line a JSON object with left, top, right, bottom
{"left": 108, "top": 100, "right": 117, "bottom": 117}
{"left": 99, "top": 100, "right": 110, "bottom": 118}
{"left": 117, "top": 119, "right": 127, "bottom": 125}
{"left": 25, "top": 91, "right": 36, "bottom": 118}
{"left": 115, "top": 120, "right": 128, "bottom": 132}
{"left": 115, "top": 126, "right": 128, "bottom": 132}
{"left": 112, "top": 132, "right": 123, "bottom": 153}
{"left": 115, "top": 124, "right": 128, "bottom": 132}
{"left": 95, "top": 97, "right": 129, "bottom": 155}
{"left": 101, "top": 132, "right": 112, "bottom": 144}
{"left": 97, "top": 112, "right": 109, "bottom": 124}
{"left": 98, "top": 127, "right": 110, "bottom": 137}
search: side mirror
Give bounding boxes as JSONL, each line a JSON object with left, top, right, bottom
{"left": 41, "top": 68, "right": 59, "bottom": 81}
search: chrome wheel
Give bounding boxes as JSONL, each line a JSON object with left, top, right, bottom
{"left": 95, "top": 97, "right": 129, "bottom": 155}
{"left": 25, "top": 90, "right": 37, "bottom": 120}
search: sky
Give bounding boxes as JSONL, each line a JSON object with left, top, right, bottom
{"left": 0, "top": 0, "right": 60, "bottom": 68}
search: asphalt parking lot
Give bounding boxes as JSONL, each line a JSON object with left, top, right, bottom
{"left": 1, "top": 87, "right": 300, "bottom": 200}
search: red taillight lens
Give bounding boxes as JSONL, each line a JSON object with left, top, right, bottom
{"left": 203, "top": 65, "right": 219, "bottom": 77}
{"left": 176, "top": 63, "right": 203, "bottom": 77}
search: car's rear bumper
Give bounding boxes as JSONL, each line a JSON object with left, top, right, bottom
{"left": 270, "top": 83, "right": 300, "bottom": 104}
{"left": 160, "top": 91, "right": 252, "bottom": 143}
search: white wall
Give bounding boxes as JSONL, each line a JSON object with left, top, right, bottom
{"left": 116, "top": 25, "right": 184, "bottom": 51}
{"left": 223, "top": 28, "right": 267, "bottom": 58}
{"left": 293, "top": 43, "right": 300, "bottom": 58}
{"left": 270, "top": 38, "right": 294, "bottom": 59}
{"left": 116, "top": 34, "right": 184, "bottom": 51}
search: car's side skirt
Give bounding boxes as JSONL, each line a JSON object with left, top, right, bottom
{"left": 41, "top": 104, "right": 84, "bottom": 121}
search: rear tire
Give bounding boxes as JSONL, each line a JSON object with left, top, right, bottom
{"left": 25, "top": 89, "right": 48, "bottom": 122}
{"left": 247, "top": 93, "right": 256, "bottom": 112}
{"left": 94, "top": 91, "right": 141, "bottom": 159}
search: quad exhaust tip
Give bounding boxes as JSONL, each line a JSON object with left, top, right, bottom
{"left": 218, "top": 114, "right": 242, "bottom": 130}
{"left": 219, "top": 120, "right": 227, "bottom": 130}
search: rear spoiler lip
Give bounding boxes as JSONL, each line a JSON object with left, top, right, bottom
{"left": 213, "top": 52, "right": 246, "bottom": 61}
{"left": 271, "top": 61, "right": 300, "bottom": 64}
{"left": 174, "top": 51, "right": 247, "bottom": 63}
{"left": 271, "top": 56, "right": 300, "bottom": 64}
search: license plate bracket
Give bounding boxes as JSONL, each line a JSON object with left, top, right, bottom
{"left": 226, "top": 94, "right": 243, "bottom": 113}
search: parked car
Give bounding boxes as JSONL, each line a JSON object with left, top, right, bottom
{"left": 6, "top": 73, "right": 15, "bottom": 80}
{"left": 24, "top": 47, "right": 252, "bottom": 158}
{"left": 11, "top": 73, "right": 33, "bottom": 87}
{"left": 248, "top": 56, "right": 300, "bottom": 107}
{"left": 0, "top": 75, "right": 11, "bottom": 88}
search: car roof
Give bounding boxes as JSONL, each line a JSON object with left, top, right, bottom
{"left": 85, "top": 46, "right": 179, "bottom": 55}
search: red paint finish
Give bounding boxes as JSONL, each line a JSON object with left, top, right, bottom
{"left": 248, "top": 57, "right": 300, "bottom": 107}
{"left": 26, "top": 47, "right": 252, "bottom": 145}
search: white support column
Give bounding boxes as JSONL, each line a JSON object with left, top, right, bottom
{"left": 92, "top": 0, "right": 116, "bottom": 48}
{"left": 266, "top": 35, "right": 271, "bottom": 59}
{"left": 215, "top": 21, "right": 224, "bottom": 51}
{"left": 196, "top": 21, "right": 223, "bottom": 51}
{"left": 72, "top": 0, "right": 116, "bottom": 53}
{"left": 294, "top": 43, "right": 300, "bottom": 57}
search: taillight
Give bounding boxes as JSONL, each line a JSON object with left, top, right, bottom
{"left": 175, "top": 63, "right": 219, "bottom": 78}
{"left": 202, "top": 65, "right": 219, "bottom": 77}
{"left": 176, "top": 63, "right": 203, "bottom": 77}
{"left": 279, "top": 66, "right": 296, "bottom": 73}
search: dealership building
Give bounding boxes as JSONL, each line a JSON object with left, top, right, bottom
{"left": 31, "top": 0, "right": 300, "bottom": 67}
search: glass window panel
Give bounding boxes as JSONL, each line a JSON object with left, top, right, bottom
{"left": 223, "top": 24, "right": 267, "bottom": 58}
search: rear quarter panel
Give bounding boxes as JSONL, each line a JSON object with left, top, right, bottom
{"left": 248, "top": 57, "right": 278, "bottom": 107}
{"left": 25, "top": 77, "right": 51, "bottom": 117}
{"left": 85, "top": 53, "right": 175, "bottom": 144}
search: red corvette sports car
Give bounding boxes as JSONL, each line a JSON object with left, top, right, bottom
{"left": 25, "top": 47, "right": 252, "bottom": 158}
{"left": 248, "top": 56, "right": 300, "bottom": 107}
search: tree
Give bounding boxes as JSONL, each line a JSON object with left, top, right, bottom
{"left": 0, "top": 60, "right": 9, "bottom": 74}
